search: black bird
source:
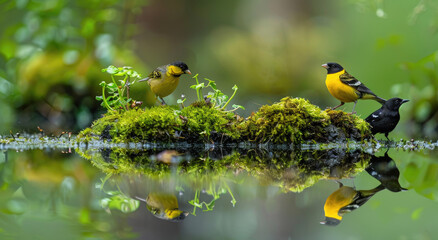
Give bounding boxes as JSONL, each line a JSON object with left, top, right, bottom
{"left": 366, "top": 151, "right": 407, "bottom": 192}
{"left": 365, "top": 98, "right": 409, "bottom": 140}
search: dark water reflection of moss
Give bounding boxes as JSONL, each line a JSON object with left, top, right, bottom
{"left": 79, "top": 147, "right": 371, "bottom": 193}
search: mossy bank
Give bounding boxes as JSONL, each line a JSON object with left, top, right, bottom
{"left": 77, "top": 97, "right": 373, "bottom": 144}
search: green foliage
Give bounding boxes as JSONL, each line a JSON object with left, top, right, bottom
{"left": 100, "top": 190, "right": 140, "bottom": 213}
{"left": 399, "top": 51, "right": 438, "bottom": 136}
{"left": 186, "top": 74, "right": 244, "bottom": 111}
{"left": 97, "top": 65, "right": 142, "bottom": 112}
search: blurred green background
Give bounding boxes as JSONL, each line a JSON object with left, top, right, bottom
{"left": 1, "top": 0, "right": 438, "bottom": 138}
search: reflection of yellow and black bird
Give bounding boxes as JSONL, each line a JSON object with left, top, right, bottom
{"left": 322, "top": 62, "right": 386, "bottom": 113}
{"left": 365, "top": 98, "right": 409, "bottom": 140}
{"left": 321, "top": 181, "right": 385, "bottom": 226}
{"left": 139, "top": 61, "right": 191, "bottom": 105}
{"left": 366, "top": 152, "right": 407, "bottom": 192}
{"left": 136, "top": 193, "right": 189, "bottom": 222}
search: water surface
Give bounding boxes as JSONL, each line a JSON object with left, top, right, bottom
{"left": 0, "top": 136, "right": 437, "bottom": 240}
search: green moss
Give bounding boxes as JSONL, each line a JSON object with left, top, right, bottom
{"left": 77, "top": 97, "right": 373, "bottom": 144}
{"left": 240, "top": 97, "right": 330, "bottom": 143}
{"left": 325, "top": 109, "right": 372, "bottom": 140}
{"left": 78, "top": 104, "right": 240, "bottom": 143}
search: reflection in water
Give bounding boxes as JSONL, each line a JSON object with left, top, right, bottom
{"left": 321, "top": 182, "right": 385, "bottom": 226}
{"left": 1, "top": 145, "right": 434, "bottom": 239}
{"left": 321, "top": 151, "right": 407, "bottom": 226}
{"left": 80, "top": 147, "right": 371, "bottom": 193}
{"left": 136, "top": 193, "right": 189, "bottom": 222}
{"left": 366, "top": 151, "right": 407, "bottom": 192}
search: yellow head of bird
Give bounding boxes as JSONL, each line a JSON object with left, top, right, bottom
{"left": 167, "top": 61, "right": 191, "bottom": 76}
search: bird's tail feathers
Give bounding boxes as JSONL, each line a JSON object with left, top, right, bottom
{"left": 374, "top": 96, "right": 386, "bottom": 105}
{"left": 138, "top": 77, "right": 150, "bottom": 82}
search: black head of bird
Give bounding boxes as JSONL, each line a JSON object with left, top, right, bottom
{"left": 383, "top": 98, "right": 409, "bottom": 111}
{"left": 321, "top": 62, "right": 344, "bottom": 74}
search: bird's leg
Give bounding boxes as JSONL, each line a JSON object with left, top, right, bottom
{"left": 335, "top": 180, "right": 343, "bottom": 188}
{"left": 350, "top": 101, "right": 358, "bottom": 114}
{"left": 159, "top": 97, "right": 167, "bottom": 106}
{"left": 331, "top": 102, "right": 345, "bottom": 110}
{"left": 385, "top": 133, "right": 390, "bottom": 142}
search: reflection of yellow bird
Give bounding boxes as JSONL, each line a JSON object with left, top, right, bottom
{"left": 322, "top": 62, "right": 386, "bottom": 113}
{"left": 136, "top": 193, "right": 189, "bottom": 222}
{"left": 321, "top": 182, "right": 385, "bottom": 226}
{"left": 139, "top": 61, "right": 191, "bottom": 105}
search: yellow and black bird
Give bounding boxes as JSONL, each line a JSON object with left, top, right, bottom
{"left": 321, "top": 181, "right": 385, "bottom": 226}
{"left": 322, "top": 62, "right": 386, "bottom": 113}
{"left": 366, "top": 151, "right": 407, "bottom": 192}
{"left": 140, "top": 61, "right": 191, "bottom": 105}
{"left": 365, "top": 97, "right": 409, "bottom": 140}
{"left": 136, "top": 193, "right": 189, "bottom": 222}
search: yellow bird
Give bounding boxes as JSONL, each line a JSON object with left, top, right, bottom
{"left": 140, "top": 61, "right": 191, "bottom": 105}
{"left": 136, "top": 193, "right": 189, "bottom": 222}
{"left": 322, "top": 62, "right": 386, "bottom": 113}
{"left": 321, "top": 181, "right": 385, "bottom": 226}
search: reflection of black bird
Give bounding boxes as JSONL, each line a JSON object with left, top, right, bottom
{"left": 366, "top": 152, "right": 407, "bottom": 192}
{"left": 136, "top": 193, "right": 189, "bottom": 222}
{"left": 321, "top": 182, "right": 385, "bottom": 226}
{"left": 365, "top": 98, "right": 409, "bottom": 140}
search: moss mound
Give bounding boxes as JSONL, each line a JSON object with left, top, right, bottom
{"left": 240, "top": 97, "right": 372, "bottom": 143}
{"left": 78, "top": 104, "right": 240, "bottom": 143}
{"left": 77, "top": 97, "right": 373, "bottom": 144}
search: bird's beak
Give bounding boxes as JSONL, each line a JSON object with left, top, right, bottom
{"left": 321, "top": 63, "right": 329, "bottom": 69}
{"left": 185, "top": 70, "right": 192, "bottom": 75}
{"left": 138, "top": 77, "right": 150, "bottom": 82}
{"left": 401, "top": 99, "right": 409, "bottom": 104}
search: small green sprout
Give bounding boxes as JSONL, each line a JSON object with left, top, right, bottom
{"left": 97, "top": 65, "right": 142, "bottom": 112}
{"left": 177, "top": 94, "right": 187, "bottom": 109}
{"left": 190, "top": 74, "right": 244, "bottom": 111}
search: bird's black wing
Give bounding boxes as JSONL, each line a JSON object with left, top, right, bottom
{"left": 338, "top": 185, "right": 385, "bottom": 215}
{"left": 340, "top": 72, "right": 378, "bottom": 97}
{"left": 365, "top": 108, "right": 383, "bottom": 124}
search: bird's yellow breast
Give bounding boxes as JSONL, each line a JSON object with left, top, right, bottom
{"left": 325, "top": 70, "right": 359, "bottom": 103}
{"left": 324, "top": 186, "right": 357, "bottom": 220}
{"left": 148, "top": 75, "right": 180, "bottom": 98}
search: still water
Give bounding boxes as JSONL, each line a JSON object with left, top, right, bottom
{"left": 0, "top": 136, "right": 437, "bottom": 240}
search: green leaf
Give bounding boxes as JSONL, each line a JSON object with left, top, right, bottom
{"left": 104, "top": 65, "right": 119, "bottom": 74}
{"left": 232, "top": 104, "right": 245, "bottom": 110}
{"left": 232, "top": 85, "right": 238, "bottom": 91}
{"left": 99, "top": 81, "right": 107, "bottom": 87}
{"left": 96, "top": 96, "right": 103, "bottom": 101}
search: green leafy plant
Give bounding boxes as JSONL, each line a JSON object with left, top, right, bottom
{"left": 189, "top": 182, "right": 236, "bottom": 216}
{"left": 185, "top": 74, "right": 245, "bottom": 111}
{"left": 97, "top": 65, "right": 142, "bottom": 112}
